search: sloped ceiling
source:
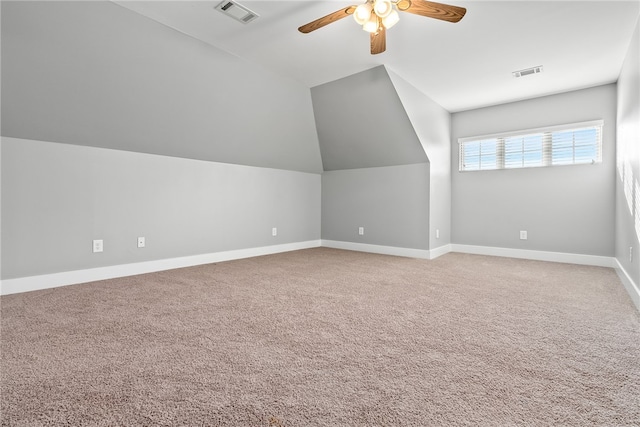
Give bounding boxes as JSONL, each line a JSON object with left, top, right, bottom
{"left": 311, "top": 66, "right": 427, "bottom": 171}
{"left": 1, "top": 1, "right": 323, "bottom": 173}
{"left": 113, "top": 1, "right": 640, "bottom": 113}
{"left": 5, "top": 1, "right": 638, "bottom": 174}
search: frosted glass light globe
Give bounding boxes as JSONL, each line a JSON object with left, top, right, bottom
{"left": 382, "top": 9, "right": 399, "bottom": 28}
{"left": 362, "top": 14, "right": 379, "bottom": 33}
{"left": 373, "top": 0, "right": 393, "bottom": 18}
{"left": 354, "top": 3, "right": 373, "bottom": 25}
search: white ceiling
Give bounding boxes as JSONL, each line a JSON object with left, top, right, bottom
{"left": 113, "top": 1, "right": 640, "bottom": 112}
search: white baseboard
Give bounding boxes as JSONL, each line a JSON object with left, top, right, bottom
{"left": 430, "top": 244, "right": 452, "bottom": 259}
{"left": 0, "top": 240, "right": 322, "bottom": 296}
{"left": 450, "top": 244, "right": 616, "bottom": 268}
{"left": 614, "top": 260, "right": 640, "bottom": 311}
{"left": 321, "top": 240, "right": 434, "bottom": 259}
{"left": 3, "top": 240, "right": 633, "bottom": 312}
{"left": 320, "top": 241, "right": 616, "bottom": 267}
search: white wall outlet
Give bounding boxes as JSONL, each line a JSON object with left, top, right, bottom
{"left": 358, "top": 227, "right": 364, "bottom": 236}
{"left": 272, "top": 227, "right": 277, "bottom": 237}
{"left": 630, "top": 246, "right": 634, "bottom": 262}
{"left": 137, "top": 237, "right": 145, "bottom": 248}
{"left": 436, "top": 229, "right": 440, "bottom": 239}
{"left": 92, "top": 239, "right": 103, "bottom": 253}
{"left": 520, "top": 230, "right": 528, "bottom": 240}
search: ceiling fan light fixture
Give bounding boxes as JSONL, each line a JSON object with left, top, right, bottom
{"left": 297, "top": 0, "right": 466, "bottom": 55}
{"left": 382, "top": 9, "right": 400, "bottom": 29}
{"left": 354, "top": 3, "right": 373, "bottom": 25}
{"left": 362, "top": 14, "right": 379, "bottom": 33}
{"left": 373, "top": 0, "right": 393, "bottom": 18}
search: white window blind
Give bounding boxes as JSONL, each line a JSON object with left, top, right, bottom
{"left": 458, "top": 120, "right": 603, "bottom": 172}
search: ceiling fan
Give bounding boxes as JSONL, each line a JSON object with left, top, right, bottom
{"left": 298, "top": 0, "right": 466, "bottom": 55}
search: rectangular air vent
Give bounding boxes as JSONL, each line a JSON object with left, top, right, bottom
{"left": 215, "top": 1, "right": 259, "bottom": 24}
{"left": 513, "top": 66, "right": 543, "bottom": 78}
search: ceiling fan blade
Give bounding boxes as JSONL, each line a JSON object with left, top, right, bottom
{"left": 298, "top": 6, "right": 357, "bottom": 33}
{"left": 396, "top": 0, "right": 466, "bottom": 23}
{"left": 370, "top": 26, "right": 386, "bottom": 55}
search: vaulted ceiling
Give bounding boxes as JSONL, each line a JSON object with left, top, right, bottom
{"left": 113, "top": 1, "right": 640, "bottom": 112}
{"left": 3, "top": 1, "right": 639, "bottom": 174}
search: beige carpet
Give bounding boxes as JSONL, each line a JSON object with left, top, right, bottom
{"left": 1, "top": 248, "right": 639, "bottom": 426}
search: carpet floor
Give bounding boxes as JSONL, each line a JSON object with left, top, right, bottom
{"left": 1, "top": 248, "right": 639, "bottom": 426}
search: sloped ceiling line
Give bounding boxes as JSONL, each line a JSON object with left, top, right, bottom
{"left": 310, "top": 65, "right": 428, "bottom": 171}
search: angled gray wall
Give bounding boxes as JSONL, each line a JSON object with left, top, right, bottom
{"left": 387, "top": 68, "right": 451, "bottom": 250}
{"left": 451, "top": 85, "right": 616, "bottom": 256}
{"left": 313, "top": 65, "right": 453, "bottom": 252}
{"left": 311, "top": 66, "right": 427, "bottom": 171}
{"left": 0, "top": 1, "right": 322, "bottom": 284}
{"left": 615, "top": 17, "right": 640, "bottom": 298}
{"left": 1, "top": 1, "right": 322, "bottom": 173}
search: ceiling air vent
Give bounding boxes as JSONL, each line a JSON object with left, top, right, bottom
{"left": 215, "top": 1, "right": 259, "bottom": 24}
{"left": 513, "top": 66, "right": 543, "bottom": 78}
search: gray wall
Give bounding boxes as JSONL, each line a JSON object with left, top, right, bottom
{"left": 0, "top": 1, "right": 324, "bottom": 283}
{"left": 451, "top": 84, "right": 617, "bottom": 256}
{"left": 616, "top": 17, "right": 640, "bottom": 285}
{"left": 387, "top": 68, "right": 452, "bottom": 249}
{"left": 314, "top": 66, "right": 454, "bottom": 251}
{"left": 1, "top": 137, "right": 320, "bottom": 280}
{"left": 1, "top": 1, "right": 322, "bottom": 173}
{"left": 322, "top": 164, "right": 430, "bottom": 250}
{"left": 311, "top": 66, "right": 427, "bottom": 171}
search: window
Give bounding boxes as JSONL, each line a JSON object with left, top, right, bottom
{"left": 458, "top": 120, "right": 603, "bottom": 172}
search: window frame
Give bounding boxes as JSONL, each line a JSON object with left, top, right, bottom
{"left": 458, "top": 120, "right": 604, "bottom": 172}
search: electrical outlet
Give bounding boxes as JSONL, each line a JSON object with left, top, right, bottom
{"left": 137, "top": 237, "right": 145, "bottom": 248}
{"left": 436, "top": 229, "right": 440, "bottom": 239}
{"left": 358, "top": 227, "right": 364, "bottom": 236}
{"left": 630, "top": 246, "right": 634, "bottom": 262}
{"left": 520, "top": 230, "right": 528, "bottom": 240}
{"left": 92, "top": 239, "right": 103, "bottom": 253}
{"left": 272, "top": 227, "right": 277, "bottom": 237}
